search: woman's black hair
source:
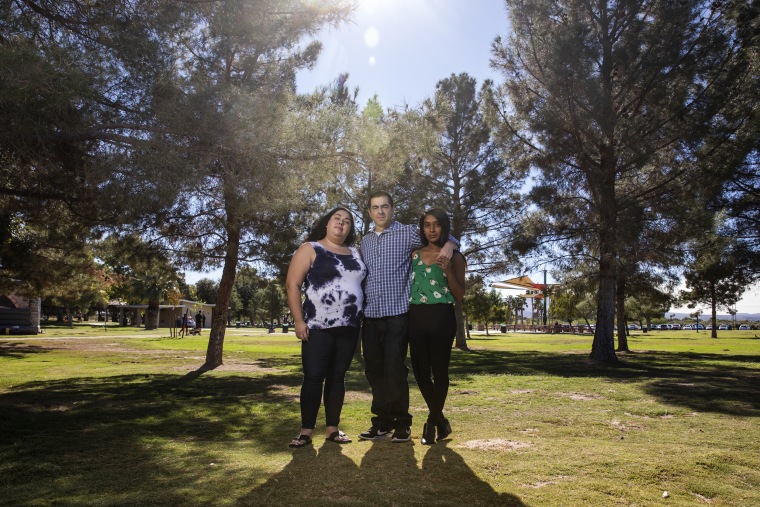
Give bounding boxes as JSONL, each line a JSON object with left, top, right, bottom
{"left": 418, "top": 208, "right": 450, "bottom": 248}
{"left": 307, "top": 206, "right": 356, "bottom": 245}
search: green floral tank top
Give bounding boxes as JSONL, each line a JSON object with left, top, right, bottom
{"left": 409, "top": 250, "right": 456, "bottom": 305}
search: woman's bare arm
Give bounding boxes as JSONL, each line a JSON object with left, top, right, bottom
{"left": 446, "top": 251, "right": 466, "bottom": 302}
{"left": 285, "top": 243, "right": 315, "bottom": 341}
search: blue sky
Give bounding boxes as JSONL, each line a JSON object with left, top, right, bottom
{"left": 295, "top": 0, "right": 509, "bottom": 110}
{"left": 189, "top": 0, "right": 760, "bottom": 315}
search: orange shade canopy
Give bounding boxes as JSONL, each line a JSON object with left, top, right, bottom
{"left": 490, "top": 276, "right": 559, "bottom": 299}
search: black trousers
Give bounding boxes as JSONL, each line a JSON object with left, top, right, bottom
{"left": 408, "top": 304, "right": 456, "bottom": 425}
{"left": 362, "top": 314, "right": 412, "bottom": 430}
{"left": 300, "top": 326, "right": 359, "bottom": 429}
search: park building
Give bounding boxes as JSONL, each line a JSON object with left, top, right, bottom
{"left": 106, "top": 299, "right": 216, "bottom": 329}
{"left": 0, "top": 292, "right": 41, "bottom": 335}
{"left": 1, "top": 292, "right": 215, "bottom": 334}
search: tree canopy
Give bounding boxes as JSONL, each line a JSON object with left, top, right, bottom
{"left": 491, "top": 0, "right": 756, "bottom": 361}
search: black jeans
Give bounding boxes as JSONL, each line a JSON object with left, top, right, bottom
{"left": 408, "top": 304, "right": 456, "bottom": 425}
{"left": 362, "top": 314, "right": 412, "bottom": 430}
{"left": 300, "top": 326, "right": 359, "bottom": 429}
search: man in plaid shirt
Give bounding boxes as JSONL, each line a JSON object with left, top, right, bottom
{"left": 358, "top": 191, "right": 456, "bottom": 443}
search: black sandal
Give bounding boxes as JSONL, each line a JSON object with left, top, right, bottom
{"left": 325, "top": 430, "right": 352, "bottom": 444}
{"left": 289, "top": 434, "right": 312, "bottom": 448}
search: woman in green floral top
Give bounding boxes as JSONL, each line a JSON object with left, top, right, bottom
{"left": 408, "top": 208, "right": 466, "bottom": 445}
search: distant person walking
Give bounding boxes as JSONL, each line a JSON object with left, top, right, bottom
{"left": 180, "top": 311, "right": 189, "bottom": 338}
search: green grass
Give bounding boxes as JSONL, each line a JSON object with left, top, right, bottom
{"left": 1, "top": 326, "right": 759, "bottom": 506}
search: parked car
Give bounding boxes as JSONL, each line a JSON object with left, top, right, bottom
{"left": 628, "top": 324, "right": 639, "bottom": 330}
{"left": 695, "top": 324, "right": 705, "bottom": 330}
{"left": 671, "top": 323, "right": 681, "bottom": 330}
{"left": 718, "top": 324, "right": 729, "bottom": 330}
{"left": 683, "top": 324, "right": 693, "bottom": 330}
{"left": 739, "top": 324, "right": 750, "bottom": 330}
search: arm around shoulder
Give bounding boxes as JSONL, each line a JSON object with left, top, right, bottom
{"left": 446, "top": 251, "right": 466, "bottom": 302}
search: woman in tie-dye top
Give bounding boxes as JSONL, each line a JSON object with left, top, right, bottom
{"left": 408, "top": 208, "right": 465, "bottom": 446}
{"left": 285, "top": 207, "right": 367, "bottom": 448}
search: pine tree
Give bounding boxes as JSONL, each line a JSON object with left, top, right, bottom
{"left": 491, "top": 0, "right": 751, "bottom": 361}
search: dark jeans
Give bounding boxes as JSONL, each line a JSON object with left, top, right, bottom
{"left": 300, "top": 326, "right": 359, "bottom": 429}
{"left": 362, "top": 314, "right": 412, "bottom": 430}
{"left": 408, "top": 304, "right": 455, "bottom": 425}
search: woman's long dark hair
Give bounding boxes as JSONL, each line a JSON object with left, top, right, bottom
{"left": 418, "top": 208, "right": 450, "bottom": 248}
{"left": 307, "top": 207, "right": 357, "bottom": 245}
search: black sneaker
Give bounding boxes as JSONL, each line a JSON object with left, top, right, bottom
{"left": 358, "top": 426, "right": 390, "bottom": 441}
{"left": 391, "top": 427, "right": 411, "bottom": 443}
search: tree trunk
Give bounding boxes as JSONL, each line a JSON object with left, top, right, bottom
{"left": 710, "top": 281, "right": 718, "bottom": 338}
{"left": 589, "top": 147, "right": 619, "bottom": 363}
{"left": 592, "top": 250, "right": 618, "bottom": 361}
{"left": 205, "top": 220, "right": 241, "bottom": 368}
{"left": 29, "top": 296, "right": 41, "bottom": 334}
{"left": 615, "top": 272, "right": 629, "bottom": 351}
{"left": 145, "top": 300, "right": 159, "bottom": 330}
{"left": 455, "top": 301, "right": 468, "bottom": 350}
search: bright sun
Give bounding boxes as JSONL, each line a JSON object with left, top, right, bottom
{"left": 364, "top": 26, "right": 380, "bottom": 48}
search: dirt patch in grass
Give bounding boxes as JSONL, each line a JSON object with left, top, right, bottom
{"left": 609, "top": 419, "right": 646, "bottom": 432}
{"left": 689, "top": 491, "right": 714, "bottom": 504}
{"left": 558, "top": 392, "right": 602, "bottom": 401}
{"left": 345, "top": 391, "right": 373, "bottom": 401}
{"left": 521, "top": 476, "right": 569, "bottom": 489}
{"left": 509, "top": 389, "right": 535, "bottom": 394}
{"left": 8, "top": 338, "right": 178, "bottom": 355}
{"left": 458, "top": 438, "right": 532, "bottom": 451}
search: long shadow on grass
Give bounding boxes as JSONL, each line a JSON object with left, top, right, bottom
{"left": 0, "top": 372, "right": 308, "bottom": 505}
{"left": 449, "top": 349, "right": 760, "bottom": 417}
{"left": 241, "top": 441, "right": 527, "bottom": 506}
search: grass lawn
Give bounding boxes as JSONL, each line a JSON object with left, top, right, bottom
{"left": 1, "top": 325, "right": 758, "bottom": 506}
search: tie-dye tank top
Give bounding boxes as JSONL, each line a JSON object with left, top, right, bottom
{"left": 302, "top": 242, "right": 367, "bottom": 329}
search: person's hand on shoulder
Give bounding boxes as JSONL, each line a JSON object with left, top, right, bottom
{"left": 436, "top": 241, "right": 455, "bottom": 268}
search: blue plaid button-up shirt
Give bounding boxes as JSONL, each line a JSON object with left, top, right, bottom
{"left": 360, "top": 221, "right": 422, "bottom": 318}
{"left": 360, "top": 221, "right": 459, "bottom": 318}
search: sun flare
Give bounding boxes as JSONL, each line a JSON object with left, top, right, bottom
{"left": 364, "top": 26, "right": 380, "bottom": 48}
